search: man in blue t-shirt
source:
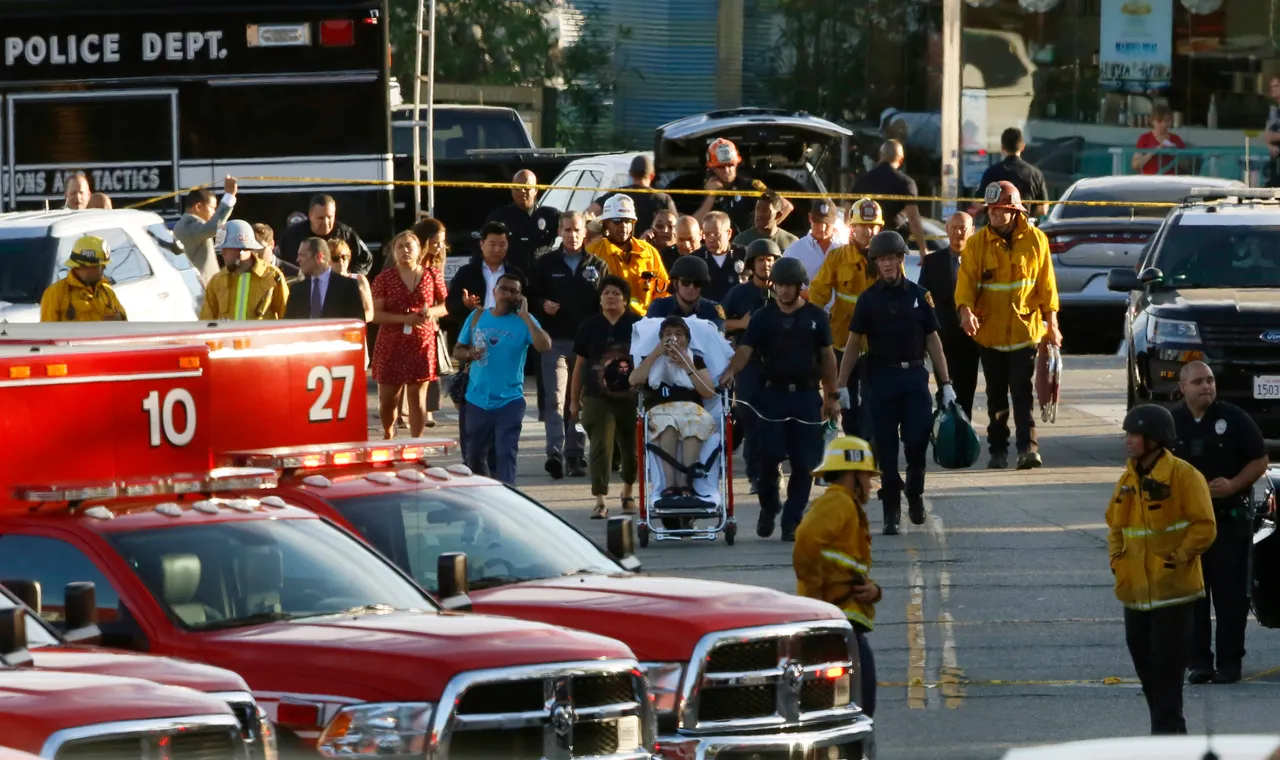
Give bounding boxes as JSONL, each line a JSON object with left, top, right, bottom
{"left": 454, "top": 272, "right": 553, "bottom": 484}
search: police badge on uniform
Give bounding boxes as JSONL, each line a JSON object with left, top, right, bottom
{"left": 585, "top": 266, "right": 600, "bottom": 284}
{"left": 734, "top": 259, "right": 744, "bottom": 274}
{"left": 537, "top": 217, "right": 547, "bottom": 231}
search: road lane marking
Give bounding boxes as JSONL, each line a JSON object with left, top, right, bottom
{"left": 877, "top": 677, "right": 1141, "bottom": 688}
{"left": 906, "top": 548, "right": 927, "bottom": 709}
{"left": 939, "top": 611, "right": 965, "bottom": 708}
{"left": 940, "top": 523, "right": 1108, "bottom": 534}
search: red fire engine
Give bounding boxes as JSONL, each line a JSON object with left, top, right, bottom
{"left": 0, "top": 320, "right": 876, "bottom": 760}
{"left": 0, "top": 332, "right": 655, "bottom": 760}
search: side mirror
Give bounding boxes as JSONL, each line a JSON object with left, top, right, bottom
{"left": 436, "top": 553, "right": 473, "bottom": 612}
{"left": 1138, "top": 267, "right": 1165, "bottom": 285}
{"left": 1106, "top": 267, "right": 1141, "bottom": 293}
{"left": 62, "top": 582, "right": 102, "bottom": 645}
{"left": 607, "top": 517, "right": 642, "bottom": 572}
{"left": 0, "top": 608, "right": 31, "bottom": 667}
{"left": 0, "top": 580, "right": 41, "bottom": 614}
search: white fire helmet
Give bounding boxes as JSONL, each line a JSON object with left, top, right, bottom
{"left": 601, "top": 194, "right": 638, "bottom": 222}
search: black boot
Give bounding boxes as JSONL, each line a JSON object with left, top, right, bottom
{"left": 882, "top": 499, "right": 901, "bottom": 536}
{"left": 907, "top": 494, "right": 926, "bottom": 525}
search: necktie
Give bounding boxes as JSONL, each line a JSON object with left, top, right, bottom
{"left": 310, "top": 277, "right": 323, "bottom": 318}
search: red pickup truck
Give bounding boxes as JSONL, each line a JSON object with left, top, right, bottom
{"left": 0, "top": 611, "right": 246, "bottom": 760}
{"left": 0, "top": 340, "right": 654, "bottom": 760}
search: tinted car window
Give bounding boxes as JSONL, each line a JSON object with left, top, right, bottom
{"left": 0, "top": 535, "right": 123, "bottom": 625}
{"left": 1059, "top": 184, "right": 1211, "bottom": 220}
{"left": 1154, "top": 223, "right": 1280, "bottom": 288}
{"left": 0, "top": 236, "right": 57, "bottom": 304}
{"left": 59, "top": 228, "right": 154, "bottom": 285}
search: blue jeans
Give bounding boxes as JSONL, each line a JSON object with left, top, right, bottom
{"left": 463, "top": 398, "right": 526, "bottom": 485}
{"left": 755, "top": 387, "right": 824, "bottom": 529}
{"left": 457, "top": 401, "right": 497, "bottom": 473}
{"left": 867, "top": 364, "right": 933, "bottom": 501}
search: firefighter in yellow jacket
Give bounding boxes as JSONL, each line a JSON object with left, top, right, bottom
{"left": 793, "top": 435, "right": 882, "bottom": 718}
{"left": 587, "top": 194, "right": 669, "bottom": 316}
{"left": 200, "top": 219, "right": 289, "bottom": 320}
{"left": 39, "top": 235, "right": 127, "bottom": 322}
{"left": 1109, "top": 404, "right": 1216, "bottom": 736}
{"left": 811, "top": 198, "right": 883, "bottom": 438}
{"left": 955, "top": 181, "right": 1060, "bottom": 471}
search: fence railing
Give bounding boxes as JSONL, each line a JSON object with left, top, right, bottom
{"left": 1094, "top": 145, "right": 1270, "bottom": 185}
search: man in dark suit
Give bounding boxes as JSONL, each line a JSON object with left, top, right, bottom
{"left": 285, "top": 238, "right": 367, "bottom": 320}
{"left": 917, "top": 211, "right": 980, "bottom": 418}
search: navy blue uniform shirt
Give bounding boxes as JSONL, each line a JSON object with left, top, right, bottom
{"left": 741, "top": 301, "right": 833, "bottom": 386}
{"left": 646, "top": 295, "right": 726, "bottom": 330}
{"left": 721, "top": 281, "right": 771, "bottom": 344}
{"left": 849, "top": 277, "right": 939, "bottom": 366}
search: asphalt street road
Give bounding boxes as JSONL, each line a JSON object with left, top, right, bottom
{"left": 371, "top": 355, "right": 1280, "bottom": 759}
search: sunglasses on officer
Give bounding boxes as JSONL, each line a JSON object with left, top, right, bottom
{"left": 677, "top": 278, "right": 702, "bottom": 289}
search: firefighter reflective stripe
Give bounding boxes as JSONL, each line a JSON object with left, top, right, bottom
{"left": 1125, "top": 590, "right": 1206, "bottom": 611}
{"left": 1122, "top": 521, "right": 1191, "bottom": 539}
{"left": 844, "top": 608, "right": 875, "bottom": 631}
{"left": 234, "top": 273, "right": 251, "bottom": 320}
{"left": 835, "top": 290, "right": 859, "bottom": 304}
{"left": 989, "top": 340, "right": 1036, "bottom": 352}
{"left": 978, "top": 279, "right": 1035, "bottom": 292}
{"left": 822, "top": 549, "right": 870, "bottom": 575}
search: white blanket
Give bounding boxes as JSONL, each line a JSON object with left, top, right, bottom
{"left": 631, "top": 316, "right": 733, "bottom": 507}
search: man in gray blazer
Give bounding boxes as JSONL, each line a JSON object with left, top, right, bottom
{"left": 174, "top": 176, "right": 238, "bottom": 285}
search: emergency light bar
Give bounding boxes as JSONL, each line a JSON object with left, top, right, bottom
{"left": 223, "top": 439, "right": 457, "bottom": 471}
{"left": 1185, "top": 187, "right": 1280, "bottom": 204}
{"left": 14, "top": 468, "right": 278, "bottom": 504}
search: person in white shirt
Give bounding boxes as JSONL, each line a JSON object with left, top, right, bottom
{"left": 782, "top": 198, "right": 849, "bottom": 282}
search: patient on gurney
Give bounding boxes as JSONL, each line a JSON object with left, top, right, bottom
{"left": 630, "top": 316, "right": 718, "bottom": 499}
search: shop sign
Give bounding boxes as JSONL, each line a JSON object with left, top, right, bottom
{"left": 1100, "top": 0, "right": 1174, "bottom": 92}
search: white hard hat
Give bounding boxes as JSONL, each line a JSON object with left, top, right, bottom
{"left": 601, "top": 194, "right": 638, "bottom": 222}
{"left": 217, "top": 219, "right": 264, "bottom": 250}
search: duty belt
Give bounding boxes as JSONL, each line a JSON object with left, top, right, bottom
{"left": 868, "top": 358, "right": 925, "bottom": 369}
{"left": 763, "top": 378, "right": 817, "bottom": 392}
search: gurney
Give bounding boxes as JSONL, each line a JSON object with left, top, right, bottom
{"left": 631, "top": 316, "right": 737, "bottom": 546}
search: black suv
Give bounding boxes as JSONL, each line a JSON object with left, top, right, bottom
{"left": 1108, "top": 187, "right": 1280, "bottom": 445}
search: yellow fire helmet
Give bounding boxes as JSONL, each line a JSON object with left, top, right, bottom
{"left": 812, "top": 436, "right": 878, "bottom": 474}
{"left": 851, "top": 198, "right": 884, "bottom": 227}
{"left": 67, "top": 235, "right": 111, "bottom": 268}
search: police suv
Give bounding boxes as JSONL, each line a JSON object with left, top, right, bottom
{"left": 1109, "top": 187, "right": 1280, "bottom": 447}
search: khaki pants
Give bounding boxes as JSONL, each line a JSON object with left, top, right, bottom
{"left": 580, "top": 395, "right": 638, "bottom": 496}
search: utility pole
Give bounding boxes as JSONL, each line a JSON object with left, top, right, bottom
{"left": 940, "top": 0, "right": 962, "bottom": 219}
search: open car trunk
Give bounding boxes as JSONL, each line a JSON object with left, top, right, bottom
{"left": 653, "top": 108, "right": 853, "bottom": 236}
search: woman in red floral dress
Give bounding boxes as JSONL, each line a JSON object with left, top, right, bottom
{"left": 371, "top": 230, "right": 449, "bottom": 438}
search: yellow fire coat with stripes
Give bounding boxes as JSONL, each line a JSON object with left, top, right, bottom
{"left": 1105, "top": 451, "right": 1216, "bottom": 611}
{"left": 808, "top": 243, "right": 872, "bottom": 348}
{"left": 39, "top": 272, "right": 127, "bottom": 322}
{"left": 793, "top": 483, "right": 879, "bottom": 630}
{"left": 199, "top": 258, "right": 289, "bottom": 321}
{"left": 954, "top": 216, "right": 1059, "bottom": 352}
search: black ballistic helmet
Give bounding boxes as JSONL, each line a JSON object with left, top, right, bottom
{"left": 1122, "top": 404, "right": 1177, "bottom": 447}
{"left": 669, "top": 255, "right": 711, "bottom": 286}
{"left": 770, "top": 257, "right": 808, "bottom": 286}
{"left": 744, "top": 239, "right": 782, "bottom": 266}
{"left": 867, "top": 230, "right": 909, "bottom": 259}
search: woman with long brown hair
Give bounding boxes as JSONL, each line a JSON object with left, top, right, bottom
{"left": 412, "top": 217, "right": 450, "bottom": 427}
{"left": 370, "top": 230, "right": 448, "bottom": 438}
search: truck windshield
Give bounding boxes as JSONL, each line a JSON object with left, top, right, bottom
{"left": 329, "top": 486, "right": 621, "bottom": 594}
{"left": 0, "top": 237, "right": 56, "bottom": 304}
{"left": 1157, "top": 225, "right": 1280, "bottom": 288}
{"left": 0, "top": 593, "right": 60, "bottom": 649}
{"left": 106, "top": 519, "right": 436, "bottom": 631}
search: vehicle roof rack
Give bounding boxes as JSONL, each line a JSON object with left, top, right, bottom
{"left": 1184, "top": 187, "right": 1280, "bottom": 205}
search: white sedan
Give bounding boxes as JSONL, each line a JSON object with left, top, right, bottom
{"left": 0, "top": 208, "right": 202, "bottom": 322}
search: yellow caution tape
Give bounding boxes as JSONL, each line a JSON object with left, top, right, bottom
{"left": 125, "top": 175, "right": 1183, "bottom": 213}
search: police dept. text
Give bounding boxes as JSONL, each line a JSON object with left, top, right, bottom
{"left": 4, "top": 32, "right": 227, "bottom": 67}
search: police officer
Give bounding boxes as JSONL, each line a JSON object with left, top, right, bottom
{"left": 646, "top": 255, "right": 726, "bottom": 330}
{"left": 835, "top": 232, "right": 955, "bottom": 535}
{"left": 1171, "top": 361, "right": 1269, "bottom": 685}
{"left": 794, "top": 435, "right": 882, "bottom": 719}
{"left": 722, "top": 239, "right": 780, "bottom": 492}
{"left": 1109, "top": 404, "right": 1216, "bottom": 736}
{"left": 39, "top": 235, "right": 127, "bottom": 322}
{"left": 719, "top": 257, "right": 843, "bottom": 542}
{"left": 694, "top": 211, "right": 748, "bottom": 303}
{"left": 485, "top": 169, "right": 561, "bottom": 275}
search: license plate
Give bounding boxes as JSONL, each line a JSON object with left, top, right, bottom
{"left": 613, "top": 715, "right": 641, "bottom": 750}
{"left": 1254, "top": 376, "right": 1280, "bottom": 400}
{"left": 833, "top": 675, "right": 852, "bottom": 707}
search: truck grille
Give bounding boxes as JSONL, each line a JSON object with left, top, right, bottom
{"left": 1201, "top": 323, "right": 1280, "bottom": 363}
{"left": 681, "top": 622, "right": 861, "bottom": 733}
{"left": 433, "top": 660, "right": 651, "bottom": 760}
{"left": 47, "top": 716, "right": 244, "bottom": 760}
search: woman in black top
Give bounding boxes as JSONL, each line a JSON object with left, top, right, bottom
{"left": 630, "top": 316, "right": 718, "bottom": 499}
{"left": 571, "top": 276, "right": 642, "bottom": 519}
